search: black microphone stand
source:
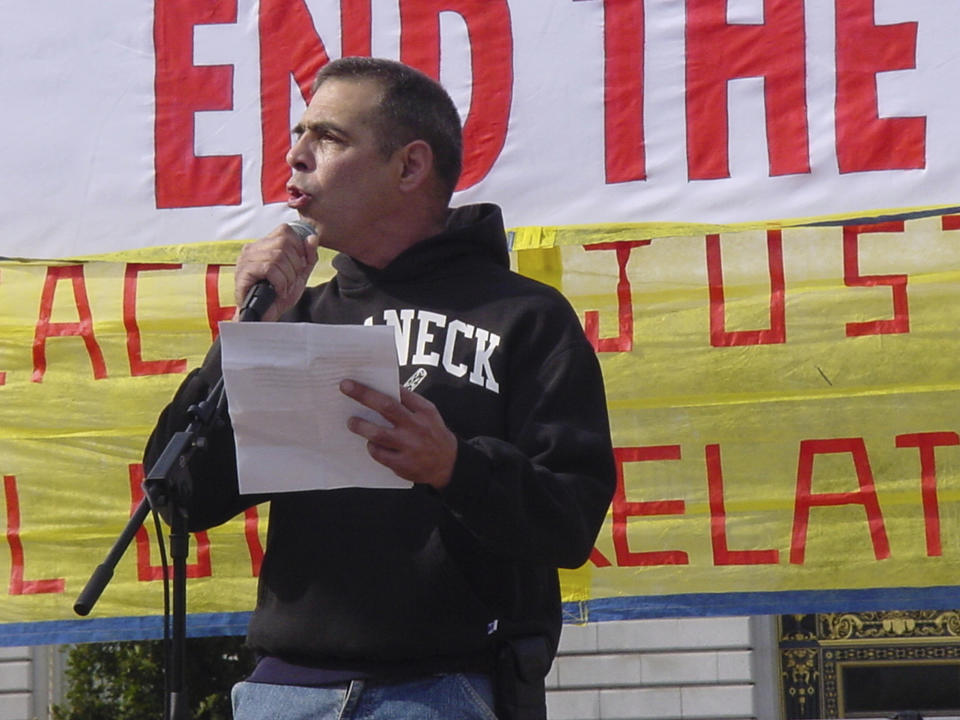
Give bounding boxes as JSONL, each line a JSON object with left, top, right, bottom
{"left": 73, "top": 281, "right": 277, "bottom": 720}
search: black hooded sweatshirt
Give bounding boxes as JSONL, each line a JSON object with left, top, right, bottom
{"left": 144, "top": 203, "right": 615, "bottom": 676}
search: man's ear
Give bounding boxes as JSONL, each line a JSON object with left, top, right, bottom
{"left": 397, "top": 140, "right": 434, "bottom": 192}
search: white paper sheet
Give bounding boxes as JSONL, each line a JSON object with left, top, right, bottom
{"left": 218, "top": 322, "right": 411, "bottom": 493}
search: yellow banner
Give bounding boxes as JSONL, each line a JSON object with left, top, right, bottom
{"left": 1, "top": 216, "right": 959, "bottom": 643}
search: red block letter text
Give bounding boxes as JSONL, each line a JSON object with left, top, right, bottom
{"left": 400, "top": 0, "right": 513, "bottom": 190}
{"left": 686, "top": 0, "right": 809, "bottom": 179}
{"left": 843, "top": 222, "right": 909, "bottom": 337}
{"left": 836, "top": 0, "right": 925, "bottom": 172}
{"left": 3, "top": 476, "right": 65, "bottom": 595}
{"left": 584, "top": 240, "right": 650, "bottom": 353}
{"left": 32, "top": 265, "right": 107, "bottom": 383}
{"left": 244, "top": 506, "right": 265, "bottom": 577}
{"left": 259, "top": 0, "right": 330, "bottom": 203}
{"left": 896, "top": 432, "right": 960, "bottom": 557}
{"left": 790, "top": 438, "right": 890, "bottom": 564}
{"left": 205, "top": 264, "right": 237, "bottom": 341}
{"left": 603, "top": 0, "right": 646, "bottom": 183}
{"left": 706, "top": 444, "right": 779, "bottom": 565}
{"left": 707, "top": 231, "right": 786, "bottom": 346}
{"left": 340, "top": 0, "right": 372, "bottom": 57}
{"left": 612, "top": 445, "right": 688, "bottom": 566}
{"left": 155, "top": 0, "right": 242, "bottom": 207}
{"left": 124, "top": 264, "right": 188, "bottom": 376}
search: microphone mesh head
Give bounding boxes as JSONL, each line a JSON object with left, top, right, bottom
{"left": 287, "top": 220, "right": 316, "bottom": 241}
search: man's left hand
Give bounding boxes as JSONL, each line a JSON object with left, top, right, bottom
{"left": 340, "top": 380, "right": 457, "bottom": 490}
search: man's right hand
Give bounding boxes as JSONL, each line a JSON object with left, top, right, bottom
{"left": 234, "top": 223, "right": 320, "bottom": 322}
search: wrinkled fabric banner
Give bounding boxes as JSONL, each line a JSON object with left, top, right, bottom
{"left": 4, "top": 1, "right": 960, "bottom": 257}
{"left": 0, "top": 215, "right": 959, "bottom": 644}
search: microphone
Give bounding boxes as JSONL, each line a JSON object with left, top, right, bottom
{"left": 286, "top": 220, "right": 316, "bottom": 242}
{"left": 238, "top": 221, "right": 317, "bottom": 322}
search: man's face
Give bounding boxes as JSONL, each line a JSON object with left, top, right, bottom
{"left": 286, "top": 78, "right": 399, "bottom": 256}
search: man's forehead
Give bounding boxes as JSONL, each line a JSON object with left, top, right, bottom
{"left": 307, "top": 77, "right": 383, "bottom": 117}
{"left": 292, "top": 79, "right": 382, "bottom": 137}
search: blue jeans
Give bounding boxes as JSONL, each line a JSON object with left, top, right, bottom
{"left": 231, "top": 673, "right": 498, "bottom": 720}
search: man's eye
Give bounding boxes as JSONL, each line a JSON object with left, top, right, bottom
{"left": 290, "top": 128, "right": 342, "bottom": 145}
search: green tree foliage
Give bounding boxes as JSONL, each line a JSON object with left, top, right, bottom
{"left": 53, "top": 636, "right": 255, "bottom": 720}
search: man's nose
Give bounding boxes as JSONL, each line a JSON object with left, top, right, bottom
{"left": 286, "top": 135, "right": 312, "bottom": 171}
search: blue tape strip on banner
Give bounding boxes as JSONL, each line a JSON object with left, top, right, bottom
{"left": 561, "top": 586, "right": 960, "bottom": 623}
{"left": 3, "top": 586, "right": 960, "bottom": 646}
{"left": 0, "top": 612, "right": 253, "bottom": 647}
{"left": 800, "top": 204, "right": 960, "bottom": 227}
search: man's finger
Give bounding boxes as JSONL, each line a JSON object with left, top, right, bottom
{"left": 234, "top": 224, "right": 319, "bottom": 314}
{"left": 340, "top": 380, "right": 408, "bottom": 424}
{"left": 346, "top": 416, "right": 399, "bottom": 448}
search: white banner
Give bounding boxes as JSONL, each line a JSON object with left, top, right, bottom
{"left": 3, "top": 0, "right": 959, "bottom": 258}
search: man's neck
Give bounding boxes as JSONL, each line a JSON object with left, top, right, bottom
{"left": 357, "top": 207, "right": 448, "bottom": 269}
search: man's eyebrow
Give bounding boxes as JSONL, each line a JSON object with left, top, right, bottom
{"left": 291, "top": 120, "right": 348, "bottom": 137}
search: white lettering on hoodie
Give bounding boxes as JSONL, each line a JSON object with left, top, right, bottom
{"left": 365, "top": 309, "right": 500, "bottom": 393}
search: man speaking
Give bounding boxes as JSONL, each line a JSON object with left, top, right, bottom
{"left": 145, "top": 56, "right": 615, "bottom": 720}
